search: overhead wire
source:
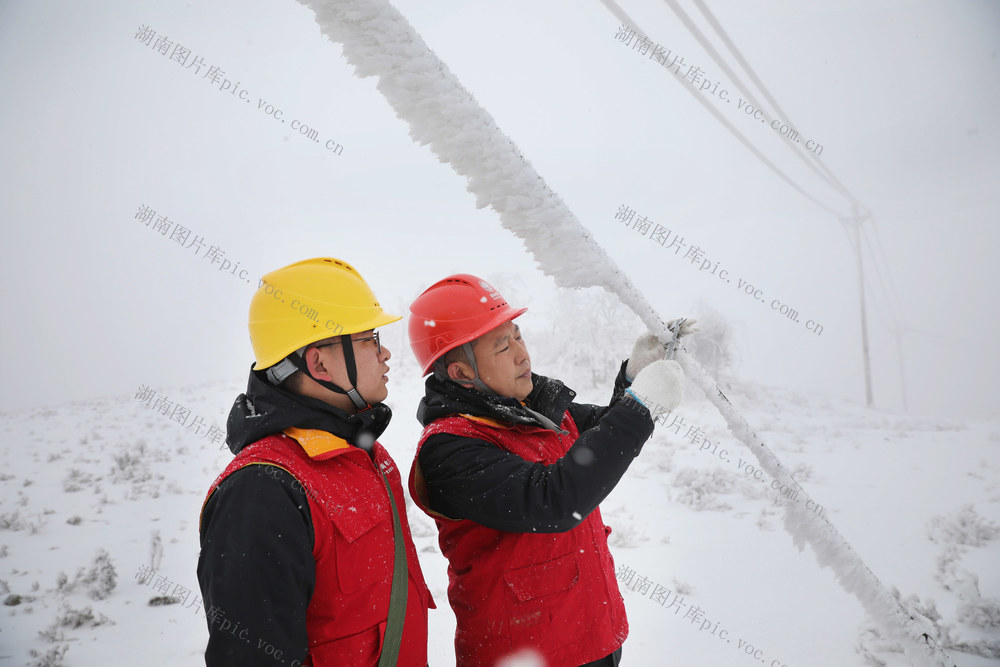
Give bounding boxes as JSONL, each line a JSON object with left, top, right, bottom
{"left": 663, "top": 0, "right": 863, "bottom": 214}
{"left": 864, "top": 222, "right": 908, "bottom": 324}
{"left": 623, "top": 0, "right": 913, "bottom": 339}
{"left": 688, "top": 0, "right": 868, "bottom": 215}
{"left": 597, "top": 0, "right": 847, "bottom": 217}
{"left": 660, "top": 0, "right": 914, "bottom": 348}
{"left": 860, "top": 222, "right": 907, "bottom": 332}
{"left": 598, "top": 0, "right": 974, "bottom": 407}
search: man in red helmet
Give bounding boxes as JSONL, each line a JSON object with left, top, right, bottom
{"left": 406, "top": 275, "right": 692, "bottom": 667}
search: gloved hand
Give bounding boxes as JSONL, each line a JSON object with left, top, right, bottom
{"left": 625, "top": 320, "right": 699, "bottom": 380}
{"left": 625, "top": 359, "right": 684, "bottom": 419}
{"left": 666, "top": 317, "right": 699, "bottom": 340}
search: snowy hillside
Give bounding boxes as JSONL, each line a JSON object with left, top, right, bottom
{"left": 2, "top": 343, "right": 997, "bottom": 666}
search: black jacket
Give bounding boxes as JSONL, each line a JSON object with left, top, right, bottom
{"left": 197, "top": 368, "right": 392, "bottom": 666}
{"left": 416, "top": 362, "right": 655, "bottom": 533}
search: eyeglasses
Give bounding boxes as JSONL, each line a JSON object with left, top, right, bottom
{"left": 313, "top": 331, "right": 381, "bottom": 355}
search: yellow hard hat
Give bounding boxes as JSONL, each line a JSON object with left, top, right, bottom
{"left": 249, "top": 257, "right": 401, "bottom": 370}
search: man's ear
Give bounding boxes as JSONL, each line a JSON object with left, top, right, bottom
{"left": 304, "top": 347, "right": 331, "bottom": 381}
{"left": 447, "top": 361, "right": 475, "bottom": 385}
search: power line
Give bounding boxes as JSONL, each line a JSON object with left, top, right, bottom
{"left": 666, "top": 0, "right": 863, "bottom": 213}
{"left": 863, "top": 222, "right": 908, "bottom": 327}
{"left": 688, "top": 0, "right": 868, "bottom": 215}
{"left": 860, "top": 222, "right": 907, "bottom": 332}
{"left": 598, "top": 0, "right": 847, "bottom": 217}
{"left": 598, "top": 1, "right": 957, "bottom": 409}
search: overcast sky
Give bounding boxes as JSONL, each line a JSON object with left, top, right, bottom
{"left": 1, "top": 0, "right": 998, "bottom": 420}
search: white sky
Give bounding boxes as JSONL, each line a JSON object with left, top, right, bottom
{"left": 1, "top": 0, "right": 998, "bottom": 420}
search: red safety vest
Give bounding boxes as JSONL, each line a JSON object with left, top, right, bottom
{"left": 204, "top": 428, "right": 433, "bottom": 666}
{"left": 409, "top": 414, "right": 627, "bottom": 667}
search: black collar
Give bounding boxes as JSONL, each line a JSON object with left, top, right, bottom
{"left": 416, "top": 372, "right": 576, "bottom": 429}
{"left": 225, "top": 367, "right": 392, "bottom": 454}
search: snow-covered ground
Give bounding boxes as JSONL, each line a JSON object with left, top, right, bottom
{"left": 2, "top": 344, "right": 997, "bottom": 666}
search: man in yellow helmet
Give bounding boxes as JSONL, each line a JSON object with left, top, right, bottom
{"left": 197, "top": 258, "right": 434, "bottom": 667}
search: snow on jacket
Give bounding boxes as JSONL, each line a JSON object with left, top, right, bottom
{"left": 198, "top": 369, "right": 434, "bottom": 667}
{"left": 408, "top": 365, "right": 655, "bottom": 666}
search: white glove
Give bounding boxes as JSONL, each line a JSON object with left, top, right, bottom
{"left": 626, "top": 359, "right": 684, "bottom": 418}
{"left": 625, "top": 320, "right": 698, "bottom": 380}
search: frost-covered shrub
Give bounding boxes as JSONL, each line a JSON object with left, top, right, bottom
{"left": 38, "top": 624, "right": 62, "bottom": 643}
{"left": 606, "top": 521, "right": 649, "bottom": 548}
{"left": 0, "top": 512, "right": 19, "bottom": 530}
{"left": 789, "top": 462, "right": 813, "bottom": 483}
{"left": 958, "top": 596, "right": 1000, "bottom": 630}
{"left": 0, "top": 509, "right": 44, "bottom": 533}
{"left": 148, "top": 595, "right": 180, "bottom": 606}
{"left": 27, "top": 645, "right": 68, "bottom": 667}
{"left": 61, "top": 550, "right": 117, "bottom": 600}
{"left": 110, "top": 445, "right": 152, "bottom": 483}
{"left": 644, "top": 439, "right": 674, "bottom": 473}
{"left": 756, "top": 505, "right": 780, "bottom": 531}
{"left": 524, "top": 287, "right": 642, "bottom": 391}
{"left": 62, "top": 468, "right": 93, "bottom": 493}
{"left": 56, "top": 605, "right": 112, "bottom": 629}
{"left": 682, "top": 300, "right": 741, "bottom": 381}
{"left": 927, "top": 505, "right": 999, "bottom": 547}
{"left": 934, "top": 545, "right": 969, "bottom": 592}
{"left": 673, "top": 467, "right": 734, "bottom": 511}
{"left": 83, "top": 550, "right": 116, "bottom": 600}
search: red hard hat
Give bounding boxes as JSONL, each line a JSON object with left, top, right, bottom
{"left": 409, "top": 274, "right": 528, "bottom": 375}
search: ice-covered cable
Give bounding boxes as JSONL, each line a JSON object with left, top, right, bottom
{"left": 294, "top": 0, "right": 668, "bottom": 336}
{"left": 292, "top": 0, "right": 955, "bottom": 663}
{"left": 679, "top": 349, "right": 953, "bottom": 666}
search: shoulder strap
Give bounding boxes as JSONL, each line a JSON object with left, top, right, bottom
{"left": 378, "top": 469, "right": 408, "bottom": 666}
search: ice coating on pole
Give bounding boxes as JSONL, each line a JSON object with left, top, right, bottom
{"left": 292, "top": 0, "right": 955, "bottom": 663}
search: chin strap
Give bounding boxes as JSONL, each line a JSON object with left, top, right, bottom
{"left": 337, "top": 335, "right": 370, "bottom": 410}
{"left": 277, "top": 335, "right": 371, "bottom": 411}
